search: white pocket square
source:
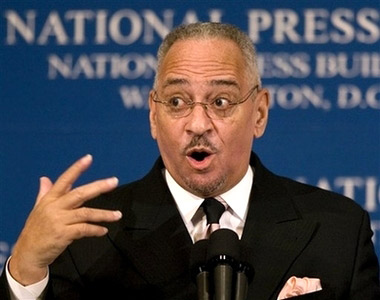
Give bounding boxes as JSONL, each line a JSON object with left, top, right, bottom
{"left": 277, "top": 276, "right": 322, "bottom": 299}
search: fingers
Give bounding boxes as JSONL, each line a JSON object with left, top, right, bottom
{"left": 65, "top": 208, "right": 123, "bottom": 239}
{"left": 40, "top": 155, "right": 119, "bottom": 210}
{"left": 68, "top": 223, "right": 110, "bottom": 239}
{"left": 69, "top": 207, "right": 122, "bottom": 225}
{"left": 9, "top": 155, "right": 123, "bottom": 282}
{"left": 36, "top": 177, "right": 53, "bottom": 205}
{"left": 49, "top": 154, "right": 93, "bottom": 197}
{"left": 61, "top": 177, "right": 119, "bottom": 209}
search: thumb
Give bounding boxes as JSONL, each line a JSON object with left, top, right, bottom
{"left": 36, "top": 176, "right": 53, "bottom": 205}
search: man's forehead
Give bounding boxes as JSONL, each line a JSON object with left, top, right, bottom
{"left": 157, "top": 38, "right": 247, "bottom": 90}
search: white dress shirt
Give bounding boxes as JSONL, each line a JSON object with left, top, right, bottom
{"left": 6, "top": 166, "right": 254, "bottom": 299}
{"left": 5, "top": 259, "right": 47, "bottom": 300}
{"left": 165, "top": 166, "right": 253, "bottom": 241}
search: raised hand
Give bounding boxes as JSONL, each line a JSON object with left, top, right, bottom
{"left": 9, "top": 155, "right": 122, "bottom": 285}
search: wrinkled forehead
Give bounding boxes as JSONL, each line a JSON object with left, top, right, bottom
{"left": 156, "top": 38, "right": 250, "bottom": 90}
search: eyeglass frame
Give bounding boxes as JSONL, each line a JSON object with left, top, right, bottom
{"left": 151, "top": 84, "right": 260, "bottom": 119}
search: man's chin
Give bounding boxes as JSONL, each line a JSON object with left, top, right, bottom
{"left": 182, "top": 174, "right": 226, "bottom": 197}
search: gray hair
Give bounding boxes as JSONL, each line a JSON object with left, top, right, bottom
{"left": 154, "top": 22, "right": 261, "bottom": 88}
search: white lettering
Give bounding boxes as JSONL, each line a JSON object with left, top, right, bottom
{"left": 109, "top": 9, "right": 142, "bottom": 45}
{"left": 365, "top": 177, "right": 378, "bottom": 212}
{"left": 142, "top": 10, "right": 173, "bottom": 44}
{"left": 65, "top": 10, "right": 94, "bottom": 45}
{"left": 316, "top": 177, "right": 332, "bottom": 191}
{"left": 72, "top": 55, "right": 96, "bottom": 78}
{"left": 366, "top": 85, "right": 380, "bottom": 109}
{"left": 337, "top": 84, "right": 380, "bottom": 109}
{"left": 273, "top": 9, "right": 302, "bottom": 43}
{"left": 257, "top": 52, "right": 311, "bottom": 78}
{"left": 208, "top": 9, "right": 223, "bottom": 23}
{"left": 304, "top": 9, "right": 329, "bottom": 43}
{"left": 330, "top": 9, "right": 355, "bottom": 44}
{"left": 337, "top": 85, "right": 362, "bottom": 109}
{"left": 181, "top": 10, "right": 199, "bottom": 24}
{"left": 119, "top": 85, "right": 150, "bottom": 109}
{"left": 4, "top": 10, "right": 36, "bottom": 44}
{"left": 247, "top": 9, "right": 272, "bottom": 43}
{"left": 4, "top": 8, "right": 379, "bottom": 45}
{"left": 111, "top": 53, "right": 152, "bottom": 79}
{"left": 268, "top": 85, "right": 330, "bottom": 110}
{"left": 335, "top": 177, "right": 365, "bottom": 201}
{"left": 316, "top": 52, "right": 380, "bottom": 78}
{"left": 48, "top": 53, "right": 157, "bottom": 80}
{"left": 95, "top": 10, "right": 108, "bottom": 44}
{"left": 357, "top": 8, "right": 380, "bottom": 44}
{"left": 37, "top": 11, "right": 69, "bottom": 45}
{"left": 371, "top": 220, "right": 380, "bottom": 246}
{"left": 296, "top": 176, "right": 380, "bottom": 213}
{"left": 48, "top": 54, "right": 73, "bottom": 78}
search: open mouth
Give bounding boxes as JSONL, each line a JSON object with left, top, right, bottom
{"left": 190, "top": 151, "right": 211, "bottom": 162}
{"left": 185, "top": 148, "right": 215, "bottom": 170}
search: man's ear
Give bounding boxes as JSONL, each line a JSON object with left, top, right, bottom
{"left": 253, "top": 88, "right": 270, "bottom": 138}
{"left": 149, "top": 90, "right": 157, "bottom": 140}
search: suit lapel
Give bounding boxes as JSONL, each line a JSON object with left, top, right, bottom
{"left": 108, "top": 159, "right": 194, "bottom": 285}
{"left": 243, "top": 155, "right": 319, "bottom": 299}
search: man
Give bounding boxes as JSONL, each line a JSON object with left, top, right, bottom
{"left": 1, "top": 22, "right": 379, "bottom": 299}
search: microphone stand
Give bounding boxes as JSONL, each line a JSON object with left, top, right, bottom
{"left": 207, "top": 229, "right": 240, "bottom": 300}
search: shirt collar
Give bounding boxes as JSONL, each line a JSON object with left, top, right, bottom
{"left": 165, "top": 166, "right": 253, "bottom": 224}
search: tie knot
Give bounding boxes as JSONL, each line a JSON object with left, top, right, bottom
{"left": 202, "top": 197, "right": 226, "bottom": 225}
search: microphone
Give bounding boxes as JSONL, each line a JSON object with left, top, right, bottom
{"left": 234, "top": 244, "right": 254, "bottom": 300}
{"left": 190, "top": 239, "right": 211, "bottom": 300}
{"left": 207, "top": 229, "right": 240, "bottom": 300}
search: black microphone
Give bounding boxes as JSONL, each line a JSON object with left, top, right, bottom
{"left": 190, "top": 239, "right": 211, "bottom": 300}
{"left": 207, "top": 229, "right": 240, "bottom": 300}
{"left": 234, "top": 244, "right": 254, "bottom": 300}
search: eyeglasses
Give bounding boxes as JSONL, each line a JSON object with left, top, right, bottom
{"left": 152, "top": 85, "right": 260, "bottom": 119}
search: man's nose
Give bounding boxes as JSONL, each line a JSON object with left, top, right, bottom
{"left": 184, "top": 103, "right": 213, "bottom": 135}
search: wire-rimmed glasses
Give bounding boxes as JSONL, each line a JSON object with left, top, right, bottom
{"left": 152, "top": 85, "right": 260, "bottom": 119}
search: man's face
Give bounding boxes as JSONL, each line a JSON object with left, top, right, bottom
{"left": 149, "top": 38, "right": 269, "bottom": 197}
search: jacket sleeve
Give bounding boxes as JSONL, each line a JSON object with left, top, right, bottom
{"left": 0, "top": 266, "right": 12, "bottom": 300}
{"left": 0, "top": 257, "right": 48, "bottom": 300}
{"left": 349, "top": 211, "right": 380, "bottom": 299}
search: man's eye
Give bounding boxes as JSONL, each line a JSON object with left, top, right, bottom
{"left": 213, "top": 98, "right": 231, "bottom": 109}
{"left": 168, "top": 97, "right": 186, "bottom": 108}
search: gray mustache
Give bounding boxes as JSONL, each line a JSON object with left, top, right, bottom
{"left": 183, "top": 135, "right": 218, "bottom": 153}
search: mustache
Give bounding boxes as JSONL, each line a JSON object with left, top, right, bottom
{"left": 183, "top": 135, "right": 218, "bottom": 154}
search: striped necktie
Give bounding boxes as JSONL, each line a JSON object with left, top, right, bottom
{"left": 195, "top": 197, "right": 227, "bottom": 241}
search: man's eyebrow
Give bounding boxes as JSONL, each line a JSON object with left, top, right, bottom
{"left": 162, "top": 78, "right": 189, "bottom": 88}
{"left": 209, "top": 79, "right": 240, "bottom": 89}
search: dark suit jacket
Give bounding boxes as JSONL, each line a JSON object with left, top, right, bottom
{"left": 1, "top": 153, "right": 379, "bottom": 299}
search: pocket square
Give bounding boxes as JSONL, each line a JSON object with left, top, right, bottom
{"left": 277, "top": 276, "right": 322, "bottom": 300}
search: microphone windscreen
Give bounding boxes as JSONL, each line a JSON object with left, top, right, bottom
{"left": 238, "top": 243, "right": 255, "bottom": 283}
{"left": 189, "top": 239, "right": 209, "bottom": 280}
{"left": 207, "top": 229, "right": 240, "bottom": 261}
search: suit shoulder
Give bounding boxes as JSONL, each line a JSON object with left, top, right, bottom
{"left": 277, "top": 174, "right": 365, "bottom": 216}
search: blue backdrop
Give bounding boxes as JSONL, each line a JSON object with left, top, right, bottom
{"left": 1, "top": 0, "right": 379, "bottom": 272}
